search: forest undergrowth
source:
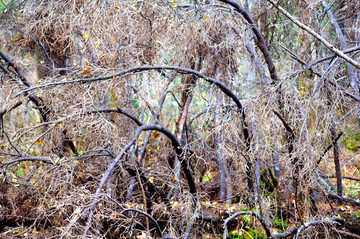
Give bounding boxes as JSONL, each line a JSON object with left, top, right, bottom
{"left": 1, "top": 0, "right": 360, "bottom": 238}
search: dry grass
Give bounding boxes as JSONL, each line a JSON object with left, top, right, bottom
{"left": 0, "top": 0, "right": 360, "bottom": 238}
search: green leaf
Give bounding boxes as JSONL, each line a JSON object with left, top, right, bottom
{"left": 132, "top": 99, "right": 139, "bottom": 108}
{"left": 202, "top": 176, "right": 212, "bottom": 182}
{"left": 16, "top": 168, "right": 24, "bottom": 177}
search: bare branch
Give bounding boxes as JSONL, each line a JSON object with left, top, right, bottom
{"left": 219, "top": 0, "right": 279, "bottom": 84}
{"left": 322, "top": 1, "right": 358, "bottom": 94}
{"left": 295, "top": 220, "right": 339, "bottom": 239}
{"left": 316, "top": 131, "right": 344, "bottom": 166}
{"left": 232, "top": 27, "right": 269, "bottom": 86}
{"left": 278, "top": 42, "right": 360, "bottom": 102}
{"left": 272, "top": 226, "right": 298, "bottom": 238}
{"left": 328, "top": 193, "right": 360, "bottom": 207}
{"left": 325, "top": 175, "right": 360, "bottom": 182}
{"left": 87, "top": 107, "right": 143, "bottom": 126}
{"left": 223, "top": 211, "right": 271, "bottom": 238}
{"left": 0, "top": 50, "right": 31, "bottom": 87}
{"left": 336, "top": 230, "right": 360, "bottom": 239}
{"left": 272, "top": 109, "right": 293, "bottom": 133}
{"left": 1, "top": 157, "right": 54, "bottom": 183}
{"left": 267, "top": 0, "right": 360, "bottom": 69}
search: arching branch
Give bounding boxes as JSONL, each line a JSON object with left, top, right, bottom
{"left": 84, "top": 123, "right": 198, "bottom": 236}
{"left": 219, "top": 0, "right": 279, "bottom": 84}
{"left": 1, "top": 157, "right": 54, "bottom": 183}
{"left": 87, "top": 107, "right": 143, "bottom": 126}
{"left": 223, "top": 211, "right": 271, "bottom": 238}
{"left": 18, "top": 65, "right": 251, "bottom": 153}
{"left": 94, "top": 124, "right": 197, "bottom": 200}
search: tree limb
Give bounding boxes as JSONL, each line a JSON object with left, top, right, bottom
{"left": 18, "top": 65, "right": 251, "bottom": 155}
{"left": 316, "top": 131, "right": 343, "bottom": 166}
{"left": 267, "top": 0, "right": 360, "bottom": 69}
{"left": 223, "top": 211, "right": 271, "bottom": 238}
{"left": 1, "top": 157, "right": 54, "bottom": 183}
{"left": 325, "top": 175, "right": 360, "bottom": 181}
{"left": 328, "top": 193, "right": 360, "bottom": 207}
{"left": 219, "top": 0, "right": 280, "bottom": 84}
{"left": 87, "top": 107, "right": 143, "bottom": 126}
{"left": 322, "top": 1, "right": 359, "bottom": 94}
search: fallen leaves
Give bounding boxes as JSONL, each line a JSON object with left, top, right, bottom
{"left": 82, "top": 33, "right": 89, "bottom": 41}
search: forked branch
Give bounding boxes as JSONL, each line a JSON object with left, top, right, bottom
{"left": 267, "top": 0, "right": 360, "bottom": 69}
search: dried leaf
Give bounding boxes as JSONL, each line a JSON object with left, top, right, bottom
{"left": 82, "top": 33, "right": 89, "bottom": 40}
{"left": 149, "top": 177, "right": 154, "bottom": 183}
{"left": 82, "top": 68, "right": 91, "bottom": 73}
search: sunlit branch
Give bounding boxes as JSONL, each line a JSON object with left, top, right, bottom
{"left": 267, "top": 0, "right": 360, "bottom": 69}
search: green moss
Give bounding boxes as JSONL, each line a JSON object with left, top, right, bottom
{"left": 272, "top": 217, "right": 288, "bottom": 232}
{"left": 228, "top": 229, "right": 265, "bottom": 239}
{"left": 260, "top": 167, "right": 277, "bottom": 193}
{"left": 342, "top": 131, "right": 360, "bottom": 152}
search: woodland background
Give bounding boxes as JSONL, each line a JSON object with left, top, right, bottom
{"left": 0, "top": 0, "right": 360, "bottom": 238}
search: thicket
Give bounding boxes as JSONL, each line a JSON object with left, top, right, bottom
{"left": 0, "top": 0, "right": 360, "bottom": 238}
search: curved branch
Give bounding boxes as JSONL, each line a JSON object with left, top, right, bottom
{"left": 94, "top": 124, "right": 196, "bottom": 199}
{"left": 108, "top": 196, "right": 164, "bottom": 236}
{"left": 336, "top": 230, "right": 360, "bottom": 239}
{"left": 121, "top": 208, "right": 162, "bottom": 235}
{"left": 223, "top": 211, "right": 271, "bottom": 238}
{"left": 18, "top": 65, "right": 250, "bottom": 148}
{"left": 273, "top": 218, "right": 342, "bottom": 238}
{"left": 272, "top": 226, "right": 298, "bottom": 238}
{"left": 84, "top": 123, "right": 198, "bottom": 236}
{"left": 1, "top": 157, "right": 54, "bottom": 183}
{"left": 219, "top": 0, "right": 279, "bottom": 83}
{"left": 17, "top": 66, "right": 244, "bottom": 110}
{"left": 133, "top": 125, "right": 197, "bottom": 195}
{"left": 295, "top": 220, "right": 337, "bottom": 239}
{"left": 1, "top": 157, "right": 54, "bottom": 168}
{"left": 87, "top": 107, "right": 143, "bottom": 126}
